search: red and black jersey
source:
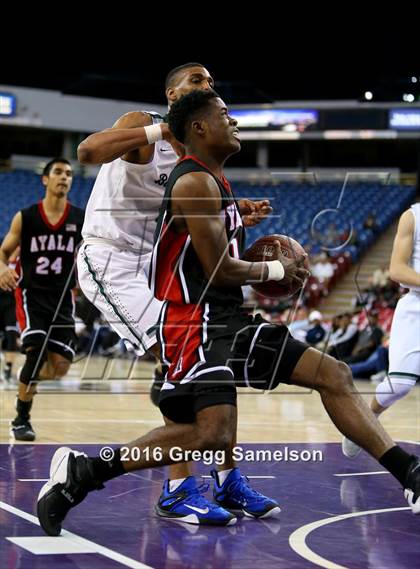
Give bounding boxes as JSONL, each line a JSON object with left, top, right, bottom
{"left": 19, "top": 201, "right": 84, "bottom": 290}
{"left": 149, "top": 156, "right": 245, "bottom": 307}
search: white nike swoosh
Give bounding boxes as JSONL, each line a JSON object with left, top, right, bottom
{"left": 185, "top": 505, "right": 209, "bottom": 514}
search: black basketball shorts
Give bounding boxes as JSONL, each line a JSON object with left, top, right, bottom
{"left": 158, "top": 302, "right": 309, "bottom": 423}
{"left": 15, "top": 287, "right": 76, "bottom": 361}
{"left": 0, "top": 291, "right": 19, "bottom": 350}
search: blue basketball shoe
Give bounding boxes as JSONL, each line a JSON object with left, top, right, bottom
{"left": 211, "top": 468, "right": 281, "bottom": 518}
{"left": 156, "top": 476, "right": 237, "bottom": 526}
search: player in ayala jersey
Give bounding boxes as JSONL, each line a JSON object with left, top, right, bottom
{"left": 0, "top": 158, "right": 84, "bottom": 441}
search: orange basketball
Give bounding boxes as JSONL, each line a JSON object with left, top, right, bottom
{"left": 243, "top": 234, "right": 309, "bottom": 298}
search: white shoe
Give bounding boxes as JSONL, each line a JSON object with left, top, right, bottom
{"left": 404, "top": 489, "right": 420, "bottom": 515}
{"left": 404, "top": 459, "right": 420, "bottom": 515}
{"left": 370, "top": 370, "right": 386, "bottom": 384}
{"left": 342, "top": 436, "right": 362, "bottom": 459}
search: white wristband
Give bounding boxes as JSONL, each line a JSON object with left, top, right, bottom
{"left": 266, "top": 260, "right": 285, "bottom": 281}
{"left": 144, "top": 124, "right": 163, "bottom": 145}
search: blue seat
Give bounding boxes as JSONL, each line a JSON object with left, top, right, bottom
{"left": 0, "top": 173, "right": 416, "bottom": 262}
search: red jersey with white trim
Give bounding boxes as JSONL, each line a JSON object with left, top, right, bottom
{"left": 19, "top": 202, "right": 84, "bottom": 290}
{"left": 150, "top": 156, "right": 245, "bottom": 307}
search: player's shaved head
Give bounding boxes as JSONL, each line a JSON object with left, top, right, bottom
{"left": 165, "top": 63, "right": 206, "bottom": 90}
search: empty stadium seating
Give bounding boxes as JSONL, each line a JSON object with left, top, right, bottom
{"left": 235, "top": 182, "right": 415, "bottom": 259}
{"left": 0, "top": 171, "right": 415, "bottom": 294}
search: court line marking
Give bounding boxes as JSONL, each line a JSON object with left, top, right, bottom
{"left": 0, "top": 418, "right": 163, "bottom": 424}
{"left": 289, "top": 506, "right": 410, "bottom": 569}
{"left": 333, "top": 471, "right": 389, "bottom": 477}
{"left": 400, "top": 440, "right": 420, "bottom": 445}
{"left": 2, "top": 442, "right": 156, "bottom": 445}
{"left": 109, "top": 487, "right": 143, "bottom": 499}
{"left": 0, "top": 500, "right": 154, "bottom": 569}
{"left": 18, "top": 474, "right": 162, "bottom": 485}
{"left": 202, "top": 475, "right": 276, "bottom": 479}
{"left": 18, "top": 479, "right": 49, "bottom": 482}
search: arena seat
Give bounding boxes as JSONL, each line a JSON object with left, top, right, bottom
{"left": 0, "top": 172, "right": 415, "bottom": 303}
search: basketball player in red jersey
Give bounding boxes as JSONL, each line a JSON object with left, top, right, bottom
{"left": 0, "top": 158, "right": 84, "bottom": 441}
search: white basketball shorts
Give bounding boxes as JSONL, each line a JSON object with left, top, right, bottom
{"left": 388, "top": 291, "right": 420, "bottom": 380}
{"left": 77, "top": 241, "right": 162, "bottom": 355}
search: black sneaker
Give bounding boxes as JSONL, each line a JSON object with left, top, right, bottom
{"left": 2, "top": 365, "right": 12, "bottom": 381}
{"left": 150, "top": 365, "right": 166, "bottom": 407}
{"left": 404, "top": 457, "right": 420, "bottom": 514}
{"left": 11, "top": 418, "right": 36, "bottom": 441}
{"left": 37, "top": 447, "right": 104, "bottom": 536}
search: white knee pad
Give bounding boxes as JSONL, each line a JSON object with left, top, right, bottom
{"left": 375, "top": 375, "right": 416, "bottom": 408}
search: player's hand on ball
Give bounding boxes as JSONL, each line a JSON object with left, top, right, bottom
{"left": 275, "top": 242, "right": 310, "bottom": 286}
{"left": 243, "top": 234, "right": 309, "bottom": 298}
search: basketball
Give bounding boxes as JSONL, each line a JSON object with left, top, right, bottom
{"left": 243, "top": 234, "right": 309, "bottom": 298}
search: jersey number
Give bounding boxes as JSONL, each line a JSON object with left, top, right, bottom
{"left": 36, "top": 256, "right": 63, "bottom": 275}
{"left": 229, "top": 238, "right": 240, "bottom": 259}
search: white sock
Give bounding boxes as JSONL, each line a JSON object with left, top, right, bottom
{"left": 217, "top": 468, "right": 233, "bottom": 485}
{"left": 169, "top": 477, "right": 187, "bottom": 492}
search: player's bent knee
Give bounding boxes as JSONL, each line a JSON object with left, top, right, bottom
{"left": 46, "top": 353, "right": 72, "bottom": 379}
{"left": 375, "top": 375, "right": 416, "bottom": 408}
{"left": 337, "top": 361, "right": 353, "bottom": 385}
{"left": 55, "top": 364, "right": 71, "bottom": 379}
{"left": 316, "top": 358, "right": 353, "bottom": 393}
{"left": 56, "top": 359, "right": 71, "bottom": 377}
{"left": 20, "top": 348, "right": 46, "bottom": 385}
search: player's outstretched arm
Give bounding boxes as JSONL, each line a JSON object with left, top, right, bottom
{"left": 0, "top": 212, "right": 22, "bottom": 291}
{"left": 389, "top": 209, "right": 420, "bottom": 288}
{"left": 173, "top": 172, "right": 296, "bottom": 287}
{"left": 77, "top": 111, "right": 173, "bottom": 165}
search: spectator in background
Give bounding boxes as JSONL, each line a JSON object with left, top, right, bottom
{"left": 364, "top": 212, "right": 378, "bottom": 234}
{"left": 317, "top": 314, "right": 342, "bottom": 352}
{"left": 343, "top": 311, "right": 383, "bottom": 364}
{"left": 305, "top": 310, "right": 326, "bottom": 346}
{"left": 371, "top": 264, "right": 390, "bottom": 289}
{"left": 325, "top": 223, "right": 340, "bottom": 249}
{"left": 349, "top": 335, "right": 389, "bottom": 380}
{"left": 353, "top": 285, "right": 376, "bottom": 311}
{"left": 328, "top": 312, "right": 359, "bottom": 360}
{"left": 340, "top": 227, "right": 359, "bottom": 247}
{"left": 286, "top": 307, "right": 311, "bottom": 342}
{"left": 380, "top": 279, "right": 402, "bottom": 309}
{"left": 311, "top": 253, "right": 334, "bottom": 286}
{"left": 330, "top": 314, "right": 342, "bottom": 335}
